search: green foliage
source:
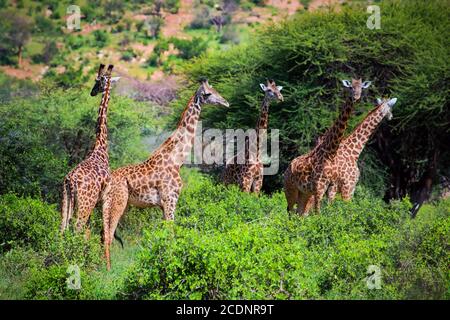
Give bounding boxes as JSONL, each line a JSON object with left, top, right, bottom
{"left": 23, "top": 230, "right": 103, "bottom": 300}
{"left": 120, "top": 170, "right": 449, "bottom": 300}
{"left": 0, "top": 73, "right": 38, "bottom": 103}
{"left": 0, "top": 193, "right": 103, "bottom": 300}
{"left": 176, "top": 0, "right": 450, "bottom": 194}
{"left": 0, "top": 194, "right": 59, "bottom": 253}
{"left": 165, "top": 0, "right": 181, "bottom": 14}
{"left": 65, "top": 35, "right": 86, "bottom": 51}
{"left": 0, "top": 85, "right": 158, "bottom": 202}
{"left": 171, "top": 37, "right": 209, "bottom": 60}
{"left": 121, "top": 48, "right": 137, "bottom": 62}
{"left": 91, "top": 30, "right": 110, "bottom": 48}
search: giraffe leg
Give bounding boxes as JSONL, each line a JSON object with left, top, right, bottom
{"left": 252, "top": 172, "right": 263, "bottom": 195}
{"left": 341, "top": 181, "right": 356, "bottom": 201}
{"left": 297, "top": 193, "right": 314, "bottom": 216}
{"left": 102, "top": 179, "right": 128, "bottom": 271}
{"left": 313, "top": 181, "right": 328, "bottom": 214}
{"left": 303, "top": 195, "right": 315, "bottom": 215}
{"left": 60, "top": 179, "right": 70, "bottom": 233}
{"left": 160, "top": 186, "right": 180, "bottom": 221}
{"left": 284, "top": 179, "right": 298, "bottom": 213}
{"left": 240, "top": 169, "right": 253, "bottom": 193}
{"left": 74, "top": 188, "right": 100, "bottom": 237}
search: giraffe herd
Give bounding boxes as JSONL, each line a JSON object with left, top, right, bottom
{"left": 60, "top": 64, "right": 397, "bottom": 269}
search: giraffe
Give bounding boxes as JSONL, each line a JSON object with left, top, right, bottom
{"left": 222, "top": 79, "right": 283, "bottom": 193}
{"left": 284, "top": 78, "right": 371, "bottom": 215}
{"left": 326, "top": 97, "right": 398, "bottom": 202}
{"left": 101, "top": 79, "right": 229, "bottom": 270}
{"left": 60, "top": 64, "right": 120, "bottom": 235}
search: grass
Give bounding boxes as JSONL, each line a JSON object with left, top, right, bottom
{"left": 89, "top": 237, "right": 142, "bottom": 299}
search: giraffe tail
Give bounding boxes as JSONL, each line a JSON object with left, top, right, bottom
{"left": 60, "top": 179, "right": 75, "bottom": 233}
{"left": 114, "top": 231, "right": 124, "bottom": 249}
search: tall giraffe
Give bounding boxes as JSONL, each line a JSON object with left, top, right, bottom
{"left": 326, "top": 97, "right": 398, "bottom": 202}
{"left": 223, "top": 79, "right": 283, "bottom": 193}
{"left": 284, "top": 78, "right": 371, "bottom": 215}
{"left": 60, "top": 64, "right": 120, "bottom": 235}
{"left": 101, "top": 79, "right": 229, "bottom": 269}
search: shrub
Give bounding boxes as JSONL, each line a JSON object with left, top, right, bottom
{"left": 91, "top": 30, "right": 110, "bottom": 48}
{"left": 165, "top": 0, "right": 181, "bottom": 14}
{"left": 22, "top": 231, "right": 102, "bottom": 300}
{"left": 24, "top": 264, "right": 96, "bottom": 300}
{"left": 121, "top": 48, "right": 136, "bottom": 62}
{"left": 66, "top": 35, "right": 86, "bottom": 50}
{"left": 0, "top": 194, "right": 59, "bottom": 253}
{"left": 171, "top": 37, "right": 208, "bottom": 60}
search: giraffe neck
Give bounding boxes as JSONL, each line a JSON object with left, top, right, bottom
{"left": 245, "top": 96, "right": 271, "bottom": 163}
{"left": 93, "top": 79, "right": 112, "bottom": 153}
{"left": 344, "top": 104, "right": 387, "bottom": 160}
{"left": 256, "top": 96, "right": 271, "bottom": 133}
{"left": 320, "top": 96, "right": 355, "bottom": 159}
{"left": 151, "top": 93, "right": 202, "bottom": 168}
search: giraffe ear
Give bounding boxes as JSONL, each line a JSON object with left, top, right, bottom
{"left": 388, "top": 98, "right": 397, "bottom": 107}
{"left": 362, "top": 81, "right": 371, "bottom": 89}
{"left": 277, "top": 86, "right": 283, "bottom": 91}
{"left": 376, "top": 98, "right": 382, "bottom": 105}
{"left": 110, "top": 77, "right": 121, "bottom": 83}
{"left": 342, "top": 80, "right": 351, "bottom": 88}
{"left": 260, "top": 83, "right": 267, "bottom": 91}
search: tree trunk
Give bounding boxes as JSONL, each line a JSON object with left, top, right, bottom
{"left": 17, "top": 45, "right": 22, "bottom": 67}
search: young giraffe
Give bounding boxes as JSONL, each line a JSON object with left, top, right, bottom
{"left": 60, "top": 64, "right": 120, "bottom": 235}
{"left": 102, "top": 79, "right": 229, "bottom": 270}
{"left": 222, "top": 79, "right": 283, "bottom": 193}
{"left": 325, "top": 97, "right": 398, "bottom": 202}
{"left": 284, "top": 78, "right": 371, "bottom": 215}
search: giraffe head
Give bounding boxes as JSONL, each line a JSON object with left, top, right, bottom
{"left": 196, "top": 78, "right": 229, "bottom": 107}
{"left": 342, "top": 78, "right": 371, "bottom": 101}
{"left": 376, "top": 97, "right": 398, "bottom": 120}
{"left": 90, "top": 64, "right": 120, "bottom": 96}
{"left": 259, "top": 79, "right": 284, "bottom": 102}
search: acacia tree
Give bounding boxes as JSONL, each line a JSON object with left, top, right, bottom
{"left": 0, "top": 10, "right": 33, "bottom": 67}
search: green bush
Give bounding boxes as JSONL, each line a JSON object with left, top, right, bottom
{"left": 0, "top": 194, "right": 59, "bottom": 253}
{"left": 91, "top": 30, "right": 110, "bottom": 48}
{"left": 0, "top": 194, "right": 104, "bottom": 300}
{"left": 24, "top": 264, "right": 96, "bottom": 300}
{"left": 120, "top": 170, "right": 449, "bottom": 299}
{"left": 171, "top": 37, "right": 208, "bottom": 60}
{"left": 65, "top": 35, "right": 86, "bottom": 50}
{"left": 165, "top": 0, "right": 181, "bottom": 14}
{"left": 22, "top": 230, "right": 103, "bottom": 300}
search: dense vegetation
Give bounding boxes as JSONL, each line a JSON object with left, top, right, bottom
{"left": 1, "top": 170, "right": 448, "bottom": 299}
{"left": 175, "top": 0, "right": 450, "bottom": 201}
